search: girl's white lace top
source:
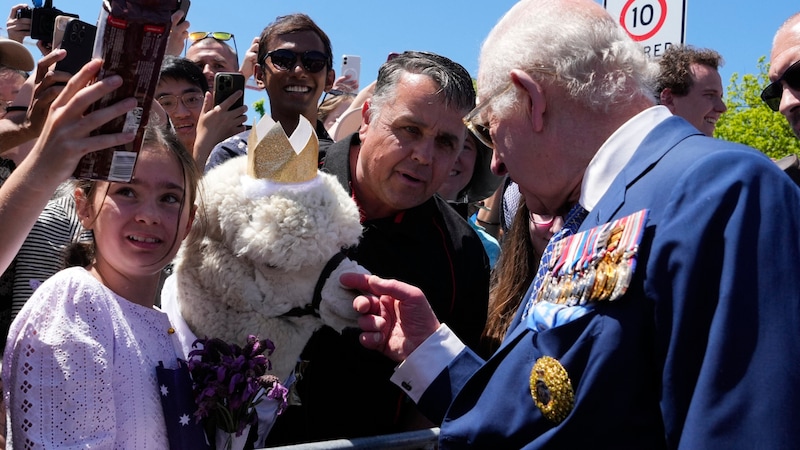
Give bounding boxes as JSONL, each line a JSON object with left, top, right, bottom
{"left": 3, "top": 267, "right": 180, "bottom": 449}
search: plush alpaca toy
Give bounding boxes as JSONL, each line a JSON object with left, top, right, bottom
{"left": 162, "top": 116, "right": 367, "bottom": 383}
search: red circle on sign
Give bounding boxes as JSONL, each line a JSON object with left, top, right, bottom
{"left": 619, "top": 0, "right": 668, "bottom": 42}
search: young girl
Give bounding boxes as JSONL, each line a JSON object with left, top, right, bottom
{"left": 2, "top": 123, "right": 201, "bottom": 448}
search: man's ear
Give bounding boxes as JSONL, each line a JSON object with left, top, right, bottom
{"left": 358, "top": 100, "right": 371, "bottom": 139}
{"left": 325, "top": 68, "right": 335, "bottom": 92}
{"left": 254, "top": 64, "right": 265, "bottom": 83}
{"left": 660, "top": 88, "right": 674, "bottom": 107}
{"left": 510, "top": 69, "right": 546, "bottom": 132}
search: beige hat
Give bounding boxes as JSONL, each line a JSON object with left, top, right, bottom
{"left": 0, "top": 38, "right": 34, "bottom": 72}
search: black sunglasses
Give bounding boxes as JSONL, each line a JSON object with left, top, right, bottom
{"left": 264, "top": 49, "right": 329, "bottom": 74}
{"left": 761, "top": 59, "right": 800, "bottom": 111}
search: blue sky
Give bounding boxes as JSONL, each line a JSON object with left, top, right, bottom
{"left": 6, "top": 0, "right": 799, "bottom": 119}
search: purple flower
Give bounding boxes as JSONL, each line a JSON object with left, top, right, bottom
{"left": 187, "top": 335, "right": 288, "bottom": 435}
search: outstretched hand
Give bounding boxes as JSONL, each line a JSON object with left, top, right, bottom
{"left": 0, "top": 57, "right": 135, "bottom": 274}
{"left": 340, "top": 272, "right": 440, "bottom": 362}
{"left": 23, "top": 57, "right": 136, "bottom": 182}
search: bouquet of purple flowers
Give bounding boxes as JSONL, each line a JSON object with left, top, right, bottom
{"left": 187, "top": 335, "right": 288, "bottom": 437}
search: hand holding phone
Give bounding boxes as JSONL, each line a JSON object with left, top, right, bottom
{"left": 175, "top": 0, "right": 191, "bottom": 24}
{"left": 340, "top": 55, "right": 361, "bottom": 87}
{"left": 214, "top": 72, "right": 245, "bottom": 111}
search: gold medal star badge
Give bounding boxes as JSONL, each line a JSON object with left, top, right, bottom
{"left": 247, "top": 115, "right": 319, "bottom": 183}
{"left": 530, "top": 356, "right": 574, "bottom": 423}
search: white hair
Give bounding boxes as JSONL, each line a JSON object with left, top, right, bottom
{"left": 478, "top": 0, "right": 658, "bottom": 115}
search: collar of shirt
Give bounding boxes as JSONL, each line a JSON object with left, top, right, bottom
{"left": 580, "top": 105, "right": 672, "bottom": 211}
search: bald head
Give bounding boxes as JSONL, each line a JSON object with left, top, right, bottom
{"left": 478, "top": 0, "right": 656, "bottom": 115}
{"left": 769, "top": 12, "right": 800, "bottom": 138}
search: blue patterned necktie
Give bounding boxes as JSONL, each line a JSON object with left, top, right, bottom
{"left": 521, "top": 203, "right": 589, "bottom": 319}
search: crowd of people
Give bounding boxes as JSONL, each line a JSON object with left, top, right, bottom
{"left": 1, "top": 0, "right": 800, "bottom": 448}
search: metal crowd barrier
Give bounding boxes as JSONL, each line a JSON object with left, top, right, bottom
{"left": 261, "top": 427, "right": 440, "bottom": 450}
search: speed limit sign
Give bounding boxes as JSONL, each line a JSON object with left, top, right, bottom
{"left": 604, "top": 0, "right": 686, "bottom": 58}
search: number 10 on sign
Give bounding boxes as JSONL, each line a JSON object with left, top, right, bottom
{"left": 604, "top": 0, "right": 686, "bottom": 57}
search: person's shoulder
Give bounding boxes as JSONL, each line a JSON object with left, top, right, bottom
{"left": 16, "top": 267, "right": 107, "bottom": 320}
{"left": 218, "top": 129, "right": 249, "bottom": 150}
{"left": 682, "top": 138, "right": 783, "bottom": 178}
{"left": 206, "top": 129, "right": 250, "bottom": 172}
{"left": 42, "top": 266, "right": 91, "bottom": 285}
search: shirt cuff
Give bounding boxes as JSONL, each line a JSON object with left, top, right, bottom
{"left": 389, "top": 323, "right": 465, "bottom": 403}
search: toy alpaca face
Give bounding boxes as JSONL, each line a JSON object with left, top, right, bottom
{"left": 172, "top": 154, "right": 367, "bottom": 381}
{"left": 198, "top": 157, "right": 363, "bottom": 272}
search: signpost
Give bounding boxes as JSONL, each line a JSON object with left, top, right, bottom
{"left": 604, "top": 0, "right": 687, "bottom": 58}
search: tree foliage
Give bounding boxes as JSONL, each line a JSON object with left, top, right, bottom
{"left": 714, "top": 56, "right": 800, "bottom": 158}
{"left": 252, "top": 98, "right": 266, "bottom": 118}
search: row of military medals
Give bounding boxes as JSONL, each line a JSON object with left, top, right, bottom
{"left": 535, "top": 209, "right": 649, "bottom": 306}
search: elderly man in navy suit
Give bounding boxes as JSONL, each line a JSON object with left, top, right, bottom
{"left": 342, "top": 0, "right": 800, "bottom": 448}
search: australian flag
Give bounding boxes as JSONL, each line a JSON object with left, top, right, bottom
{"left": 156, "top": 359, "right": 212, "bottom": 449}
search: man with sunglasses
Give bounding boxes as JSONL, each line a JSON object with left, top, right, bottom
{"left": 185, "top": 31, "right": 240, "bottom": 95}
{"left": 656, "top": 45, "right": 727, "bottom": 137}
{"left": 205, "top": 14, "right": 335, "bottom": 171}
{"left": 339, "top": 0, "right": 800, "bottom": 448}
{"left": 766, "top": 12, "right": 800, "bottom": 138}
{"left": 264, "top": 50, "right": 490, "bottom": 446}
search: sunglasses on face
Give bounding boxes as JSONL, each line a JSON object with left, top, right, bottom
{"left": 761, "top": 59, "right": 800, "bottom": 111}
{"left": 463, "top": 83, "right": 515, "bottom": 149}
{"left": 187, "top": 31, "right": 238, "bottom": 55}
{"left": 157, "top": 92, "right": 204, "bottom": 112}
{"left": 264, "top": 49, "right": 329, "bottom": 74}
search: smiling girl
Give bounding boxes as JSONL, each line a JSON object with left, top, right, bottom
{"left": 3, "top": 124, "right": 201, "bottom": 448}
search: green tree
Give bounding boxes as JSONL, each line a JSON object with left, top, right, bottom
{"left": 715, "top": 56, "right": 800, "bottom": 158}
{"left": 252, "top": 98, "right": 266, "bottom": 118}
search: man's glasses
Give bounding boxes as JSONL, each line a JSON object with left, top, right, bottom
{"left": 464, "top": 67, "right": 556, "bottom": 149}
{"left": 761, "top": 59, "right": 800, "bottom": 111}
{"left": 264, "top": 49, "right": 329, "bottom": 74}
{"left": 157, "top": 92, "right": 204, "bottom": 112}
{"left": 463, "top": 83, "right": 515, "bottom": 149}
{"left": 187, "top": 31, "right": 238, "bottom": 55}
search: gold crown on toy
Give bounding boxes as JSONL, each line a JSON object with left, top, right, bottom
{"left": 247, "top": 115, "right": 319, "bottom": 183}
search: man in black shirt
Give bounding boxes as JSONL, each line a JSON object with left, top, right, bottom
{"left": 266, "top": 51, "right": 489, "bottom": 445}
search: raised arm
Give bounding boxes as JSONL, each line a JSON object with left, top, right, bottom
{"left": 0, "top": 58, "right": 136, "bottom": 273}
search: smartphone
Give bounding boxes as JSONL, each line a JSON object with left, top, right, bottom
{"left": 51, "top": 15, "right": 72, "bottom": 49}
{"left": 175, "top": 0, "right": 190, "bottom": 24}
{"left": 55, "top": 19, "right": 97, "bottom": 75}
{"left": 340, "top": 55, "right": 361, "bottom": 85}
{"left": 214, "top": 72, "right": 245, "bottom": 111}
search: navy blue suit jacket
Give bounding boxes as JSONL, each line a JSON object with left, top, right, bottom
{"left": 418, "top": 117, "right": 800, "bottom": 449}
